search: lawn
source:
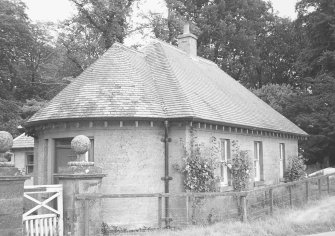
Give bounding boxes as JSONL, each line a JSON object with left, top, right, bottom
{"left": 130, "top": 196, "right": 335, "bottom": 236}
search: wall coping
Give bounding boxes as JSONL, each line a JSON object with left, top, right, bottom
{"left": 53, "top": 173, "right": 106, "bottom": 179}
{"left": 0, "top": 175, "right": 30, "bottom": 181}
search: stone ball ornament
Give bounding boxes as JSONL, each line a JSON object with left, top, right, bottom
{"left": 0, "top": 131, "right": 13, "bottom": 153}
{"left": 71, "top": 135, "right": 90, "bottom": 154}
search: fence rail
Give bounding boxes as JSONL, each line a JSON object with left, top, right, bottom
{"left": 77, "top": 173, "right": 335, "bottom": 235}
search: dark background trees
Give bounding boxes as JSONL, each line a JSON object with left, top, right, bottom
{"left": 0, "top": 0, "right": 334, "bottom": 167}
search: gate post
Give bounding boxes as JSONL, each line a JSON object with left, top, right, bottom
{"left": 0, "top": 131, "right": 29, "bottom": 235}
{"left": 54, "top": 135, "right": 106, "bottom": 236}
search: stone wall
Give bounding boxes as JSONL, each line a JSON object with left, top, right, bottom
{"left": 0, "top": 179, "right": 25, "bottom": 236}
{"left": 33, "top": 120, "right": 300, "bottom": 229}
{"left": 192, "top": 126, "right": 298, "bottom": 185}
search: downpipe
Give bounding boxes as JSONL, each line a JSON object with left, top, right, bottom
{"left": 161, "top": 120, "right": 172, "bottom": 227}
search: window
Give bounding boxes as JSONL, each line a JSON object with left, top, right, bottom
{"left": 4, "top": 152, "right": 13, "bottom": 162}
{"left": 254, "top": 141, "right": 263, "bottom": 181}
{"left": 26, "top": 153, "right": 34, "bottom": 174}
{"left": 219, "top": 139, "right": 231, "bottom": 186}
{"left": 279, "top": 143, "right": 285, "bottom": 179}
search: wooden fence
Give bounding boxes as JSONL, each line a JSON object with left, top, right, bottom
{"left": 77, "top": 173, "right": 335, "bottom": 235}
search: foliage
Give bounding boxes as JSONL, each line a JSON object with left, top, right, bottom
{"left": 181, "top": 138, "right": 216, "bottom": 192}
{"left": 230, "top": 141, "right": 252, "bottom": 191}
{"left": 143, "top": 197, "right": 335, "bottom": 236}
{"left": 252, "top": 84, "right": 299, "bottom": 119}
{"left": 0, "top": 0, "right": 67, "bottom": 134}
{"left": 56, "top": 0, "right": 138, "bottom": 77}
{"left": 101, "top": 222, "right": 153, "bottom": 235}
{"left": 285, "top": 155, "right": 307, "bottom": 182}
{"left": 292, "top": 0, "right": 335, "bottom": 165}
{"left": 174, "top": 130, "right": 251, "bottom": 192}
{"left": 69, "top": 0, "right": 136, "bottom": 49}
{"left": 175, "top": 133, "right": 219, "bottom": 192}
{"left": 150, "top": 0, "right": 301, "bottom": 88}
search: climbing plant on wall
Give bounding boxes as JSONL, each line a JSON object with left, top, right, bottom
{"left": 230, "top": 141, "right": 252, "bottom": 191}
{"left": 173, "top": 128, "right": 219, "bottom": 192}
{"left": 174, "top": 128, "right": 252, "bottom": 192}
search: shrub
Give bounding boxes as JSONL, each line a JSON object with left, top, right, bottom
{"left": 230, "top": 141, "right": 252, "bottom": 191}
{"left": 174, "top": 132, "right": 219, "bottom": 192}
{"left": 285, "top": 155, "right": 307, "bottom": 182}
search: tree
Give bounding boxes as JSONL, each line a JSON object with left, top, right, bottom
{"left": 0, "top": 0, "right": 67, "bottom": 135}
{"left": 0, "top": 0, "right": 32, "bottom": 99}
{"left": 252, "top": 83, "right": 298, "bottom": 116}
{"left": 57, "top": 17, "right": 105, "bottom": 75}
{"left": 69, "top": 0, "right": 136, "bottom": 49}
{"left": 293, "top": 0, "right": 335, "bottom": 165}
{"left": 56, "top": 0, "right": 137, "bottom": 75}
{"left": 151, "top": 0, "right": 300, "bottom": 88}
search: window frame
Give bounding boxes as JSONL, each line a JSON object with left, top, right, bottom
{"left": 279, "top": 143, "right": 285, "bottom": 179}
{"left": 219, "top": 139, "right": 231, "bottom": 186}
{"left": 25, "top": 152, "right": 34, "bottom": 174}
{"left": 254, "top": 141, "right": 263, "bottom": 182}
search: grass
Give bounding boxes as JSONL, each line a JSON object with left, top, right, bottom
{"left": 128, "top": 196, "right": 335, "bottom": 236}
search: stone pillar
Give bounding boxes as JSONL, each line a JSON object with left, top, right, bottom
{"left": 54, "top": 135, "right": 106, "bottom": 236}
{"left": 0, "top": 131, "right": 29, "bottom": 236}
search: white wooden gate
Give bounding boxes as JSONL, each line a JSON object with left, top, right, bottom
{"left": 23, "top": 185, "right": 63, "bottom": 236}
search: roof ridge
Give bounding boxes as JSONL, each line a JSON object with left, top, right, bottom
{"left": 13, "top": 133, "right": 25, "bottom": 141}
{"left": 148, "top": 39, "right": 218, "bottom": 67}
{"left": 113, "top": 42, "right": 145, "bottom": 56}
{"left": 77, "top": 43, "right": 143, "bottom": 80}
{"left": 148, "top": 42, "right": 195, "bottom": 116}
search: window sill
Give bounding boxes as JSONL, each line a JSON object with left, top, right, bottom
{"left": 279, "top": 178, "right": 286, "bottom": 183}
{"left": 217, "top": 185, "right": 234, "bottom": 192}
{"left": 254, "top": 180, "right": 265, "bottom": 187}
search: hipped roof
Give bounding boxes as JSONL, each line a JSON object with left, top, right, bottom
{"left": 27, "top": 41, "right": 307, "bottom": 136}
{"left": 12, "top": 133, "right": 34, "bottom": 149}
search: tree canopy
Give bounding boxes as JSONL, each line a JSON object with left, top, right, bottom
{"left": 1, "top": 0, "right": 335, "bottom": 166}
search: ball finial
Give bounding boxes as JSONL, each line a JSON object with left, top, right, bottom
{"left": 71, "top": 135, "right": 90, "bottom": 155}
{"left": 0, "top": 131, "right": 13, "bottom": 153}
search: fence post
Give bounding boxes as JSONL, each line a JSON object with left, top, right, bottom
{"left": 84, "top": 199, "right": 89, "bottom": 236}
{"left": 305, "top": 181, "right": 309, "bottom": 202}
{"left": 288, "top": 186, "right": 292, "bottom": 208}
{"left": 165, "top": 196, "right": 171, "bottom": 228}
{"left": 158, "top": 195, "right": 162, "bottom": 228}
{"left": 185, "top": 195, "right": 189, "bottom": 225}
{"left": 269, "top": 188, "right": 273, "bottom": 215}
{"left": 318, "top": 178, "right": 322, "bottom": 198}
{"left": 327, "top": 176, "right": 330, "bottom": 195}
{"left": 240, "top": 196, "right": 247, "bottom": 222}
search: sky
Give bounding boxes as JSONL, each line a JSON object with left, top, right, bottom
{"left": 23, "top": 0, "right": 299, "bottom": 22}
{"left": 23, "top": 0, "right": 299, "bottom": 45}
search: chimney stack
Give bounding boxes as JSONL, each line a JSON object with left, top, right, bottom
{"left": 177, "top": 23, "right": 198, "bottom": 57}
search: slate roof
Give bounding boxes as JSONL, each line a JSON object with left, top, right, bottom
{"left": 12, "top": 133, "right": 34, "bottom": 149}
{"left": 26, "top": 41, "right": 307, "bottom": 136}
